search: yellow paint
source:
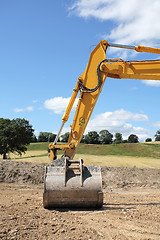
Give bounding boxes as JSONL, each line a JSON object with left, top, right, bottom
{"left": 49, "top": 40, "right": 160, "bottom": 161}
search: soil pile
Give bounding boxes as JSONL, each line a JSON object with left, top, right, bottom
{"left": 0, "top": 159, "right": 160, "bottom": 188}
{"left": 102, "top": 167, "right": 160, "bottom": 188}
{"left": 0, "top": 160, "right": 44, "bottom": 184}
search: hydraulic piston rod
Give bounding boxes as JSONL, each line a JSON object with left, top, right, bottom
{"left": 108, "top": 42, "right": 160, "bottom": 54}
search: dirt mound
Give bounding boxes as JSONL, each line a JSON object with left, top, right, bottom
{"left": 0, "top": 159, "right": 160, "bottom": 188}
{"left": 0, "top": 159, "right": 44, "bottom": 184}
{"left": 102, "top": 167, "right": 160, "bottom": 188}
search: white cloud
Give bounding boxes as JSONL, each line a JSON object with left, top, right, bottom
{"left": 49, "top": 107, "right": 153, "bottom": 141}
{"left": 69, "top": 0, "right": 160, "bottom": 46}
{"left": 69, "top": 0, "right": 160, "bottom": 88}
{"left": 34, "top": 130, "right": 39, "bottom": 136}
{"left": 26, "top": 106, "right": 34, "bottom": 112}
{"left": 13, "top": 106, "right": 34, "bottom": 113}
{"left": 148, "top": 121, "right": 160, "bottom": 128}
{"left": 86, "top": 109, "right": 151, "bottom": 141}
{"left": 32, "top": 99, "right": 38, "bottom": 103}
{"left": 44, "top": 97, "right": 79, "bottom": 114}
{"left": 142, "top": 80, "right": 160, "bottom": 87}
{"left": 14, "top": 108, "right": 24, "bottom": 113}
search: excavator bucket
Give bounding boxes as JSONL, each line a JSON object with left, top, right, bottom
{"left": 43, "top": 158, "right": 103, "bottom": 208}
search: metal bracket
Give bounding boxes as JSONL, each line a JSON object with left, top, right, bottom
{"left": 64, "top": 158, "right": 84, "bottom": 187}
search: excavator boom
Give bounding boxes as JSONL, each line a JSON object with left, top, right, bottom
{"left": 43, "top": 40, "right": 160, "bottom": 209}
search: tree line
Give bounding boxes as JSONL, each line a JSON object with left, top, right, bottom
{"left": 1, "top": 117, "right": 160, "bottom": 159}
{"left": 33, "top": 129, "right": 160, "bottom": 144}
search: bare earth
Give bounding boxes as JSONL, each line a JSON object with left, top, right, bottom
{"left": 0, "top": 160, "right": 160, "bottom": 240}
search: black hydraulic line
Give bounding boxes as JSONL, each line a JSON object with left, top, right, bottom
{"left": 79, "top": 58, "right": 122, "bottom": 93}
{"left": 79, "top": 57, "right": 160, "bottom": 93}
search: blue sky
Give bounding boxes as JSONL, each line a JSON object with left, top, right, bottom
{"left": 1, "top": 0, "right": 160, "bottom": 141}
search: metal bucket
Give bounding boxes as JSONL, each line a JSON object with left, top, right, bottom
{"left": 43, "top": 158, "right": 103, "bottom": 208}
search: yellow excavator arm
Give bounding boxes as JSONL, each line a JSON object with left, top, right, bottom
{"left": 43, "top": 40, "right": 160, "bottom": 209}
{"left": 49, "top": 40, "right": 160, "bottom": 161}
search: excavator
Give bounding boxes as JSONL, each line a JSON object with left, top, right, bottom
{"left": 43, "top": 40, "right": 160, "bottom": 208}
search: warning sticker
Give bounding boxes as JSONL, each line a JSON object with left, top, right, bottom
{"left": 79, "top": 117, "right": 85, "bottom": 127}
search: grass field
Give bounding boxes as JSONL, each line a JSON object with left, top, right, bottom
{"left": 4, "top": 141, "right": 160, "bottom": 168}
{"left": 26, "top": 141, "right": 160, "bottom": 158}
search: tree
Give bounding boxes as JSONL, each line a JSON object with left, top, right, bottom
{"left": 60, "top": 132, "right": 70, "bottom": 142}
{"left": 99, "top": 130, "right": 113, "bottom": 144}
{"left": 114, "top": 133, "right": 123, "bottom": 144}
{"left": 145, "top": 138, "right": 152, "bottom": 142}
{"left": 31, "top": 134, "right": 37, "bottom": 143}
{"left": 0, "top": 118, "right": 34, "bottom": 159}
{"left": 38, "top": 132, "right": 48, "bottom": 142}
{"left": 155, "top": 130, "right": 160, "bottom": 141}
{"left": 128, "top": 134, "right": 139, "bottom": 143}
{"left": 84, "top": 131, "right": 99, "bottom": 144}
{"left": 38, "top": 132, "right": 56, "bottom": 142}
{"left": 80, "top": 135, "right": 85, "bottom": 143}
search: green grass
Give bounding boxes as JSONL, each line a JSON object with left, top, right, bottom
{"left": 27, "top": 142, "right": 49, "bottom": 151}
{"left": 27, "top": 142, "right": 160, "bottom": 159}
{"left": 77, "top": 143, "right": 160, "bottom": 158}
